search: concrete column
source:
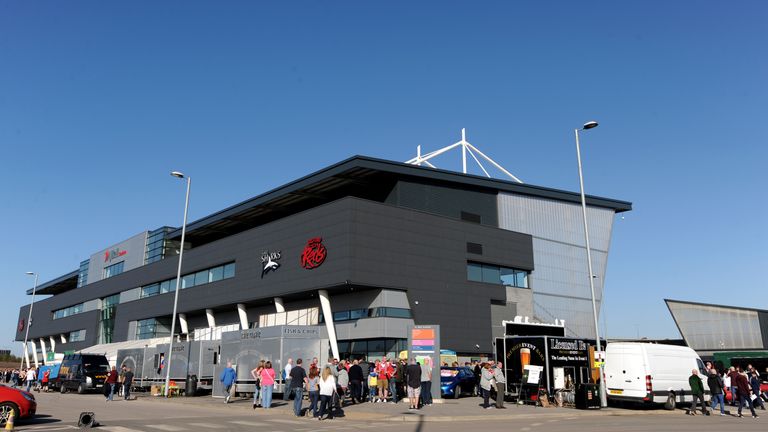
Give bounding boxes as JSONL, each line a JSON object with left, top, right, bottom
{"left": 178, "top": 313, "right": 189, "bottom": 335}
{"left": 60, "top": 333, "right": 67, "bottom": 344}
{"left": 318, "top": 290, "right": 339, "bottom": 360}
{"left": 274, "top": 297, "right": 285, "bottom": 313}
{"left": 22, "top": 342, "right": 30, "bottom": 369}
{"left": 49, "top": 335, "right": 56, "bottom": 354}
{"left": 237, "top": 304, "right": 249, "bottom": 330}
{"left": 206, "top": 309, "right": 216, "bottom": 328}
{"left": 30, "top": 340, "right": 39, "bottom": 368}
{"left": 39, "top": 338, "right": 47, "bottom": 364}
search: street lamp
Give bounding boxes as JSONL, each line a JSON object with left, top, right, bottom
{"left": 21, "top": 272, "right": 39, "bottom": 370}
{"left": 164, "top": 171, "right": 191, "bottom": 397}
{"left": 574, "top": 120, "right": 607, "bottom": 407}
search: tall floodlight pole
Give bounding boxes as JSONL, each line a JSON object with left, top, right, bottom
{"left": 21, "top": 272, "right": 39, "bottom": 370}
{"left": 164, "top": 171, "right": 191, "bottom": 397}
{"left": 574, "top": 120, "right": 607, "bottom": 408}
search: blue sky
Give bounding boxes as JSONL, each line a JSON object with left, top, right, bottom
{"left": 1, "top": 1, "right": 766, "bottom": 353}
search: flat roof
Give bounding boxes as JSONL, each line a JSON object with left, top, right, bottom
{"left": 167, "top": 155, "right": 632, "bottom": 245}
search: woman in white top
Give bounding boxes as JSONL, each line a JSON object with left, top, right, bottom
{"left": 317, "top": 366, "right": 336, "bottom": 420}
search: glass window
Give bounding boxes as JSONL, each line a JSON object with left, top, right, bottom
{"left": 69, "top": 329, "right": 86, "bottom": 342}
{"left": 467, "top": 263, "right": 482, "bottom": 282}
{"left": 333, "top": 311, "right": 350, "bottom": 321}
{"left": 160, "top": 280, "right": 172, "bottom": 294}
{"left": 368, "top": 339, "right": 386, "bottom": 353}
{"left": 481, "top": 264, "right": 501, "bottom": 284}
{"left": 210, "top": 266, "right": 224, "bottom": 282}
{"left": 141, "top": 283, "right": 159, "bottom": 298}
{"left": 103, "top": 261, "right": 125, "bottom": 279}
{"left": 500, "top": 267, "right": 516, "bottom": 286}
{"left": 516, "top": 270, "right": 528, "bottom": 288}
{"left": 350, "top": 309, "right": 367, "bottom": 320}
{"left": 223, "top": 263, "right": 236, "bottom": 279}
{"left": 181, "top": 274, "right": 195, "bottom": 289}
{"left": 195, "top": 270, "right": 209, "bottom": 286}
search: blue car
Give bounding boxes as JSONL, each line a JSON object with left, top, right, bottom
{"left": 440, "top": 367, "right": 477, "bottom": 399}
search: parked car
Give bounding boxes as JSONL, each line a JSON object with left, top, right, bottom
{"left": 605, "top": 342, "right": 709, "bottom": 409}
{"left": 0, "top": 385, "right": 36, "bottom": 426}
{"left": 440, "top": 367, "right": 477, "bottom": 399}
{"left": 58, "top": 353, "right": 111, "bottom": 394}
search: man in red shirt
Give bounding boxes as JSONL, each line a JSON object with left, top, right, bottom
{"left": 105, "top": 366, "right": 119, "bottom": 402}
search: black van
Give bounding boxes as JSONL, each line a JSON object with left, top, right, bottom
{"left": 57, "top": 353, "right": 111, "bottom": 394}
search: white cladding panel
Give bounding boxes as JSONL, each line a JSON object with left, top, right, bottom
{"left": 498, "top": 193, "right": 616, "bottom": 339}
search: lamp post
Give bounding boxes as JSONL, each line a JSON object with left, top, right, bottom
{"left": 21, "top": 272, "right": 39, "bottom": 370}
{"left": 164, "top": 171, "right": 191, "bottom": 397}
{"left": 574, "top": 120, "right": 607, "bottom": 407}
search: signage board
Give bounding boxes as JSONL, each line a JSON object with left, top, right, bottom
{"left": 407, "top": 325, "right": 441, "bottom": 400}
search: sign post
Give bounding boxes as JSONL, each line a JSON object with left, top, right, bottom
{"left": 407, "top": 325, "right": 441, "bottom": 401}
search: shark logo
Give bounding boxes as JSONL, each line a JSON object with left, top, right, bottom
{"left": 104, "top": 248, "right": 127, "bottom": 263}
{"left": 261, "top": 250, "right": 281, "bottom": 278}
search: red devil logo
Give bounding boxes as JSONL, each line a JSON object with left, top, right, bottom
{"left": 18, "top": 319, "right": 25, "bottom": 332}
{"left": 301, "top": 237, "right": 327, "bottom": 269}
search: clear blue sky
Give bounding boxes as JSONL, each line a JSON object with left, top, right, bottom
{"left": 2, "top": 1, "right": 766, "bottom": 354}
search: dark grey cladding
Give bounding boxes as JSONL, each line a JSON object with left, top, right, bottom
{"left": 18, "top": 197, "right": 533, "bottom": 354}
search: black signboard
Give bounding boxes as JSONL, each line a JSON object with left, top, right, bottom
{"left": 505, "top": 322, "right": 565, "bottom": 337}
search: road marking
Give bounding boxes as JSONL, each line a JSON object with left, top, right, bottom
{"left": 186, "top": 423, "right": 227, "bottom": 429}
{"left": 521, "top": 428, "right": 531, "bottom": 431}
{"left": 531, "top": 423, "right": 542, "bottom": 426}
{"left": 99, "top": 427, "right": 145, "bottom": 432}
{"left": 227, "top": 420, "right": 269, "bottom": 427}
{"left": 269, "top": 418, "right": 307, "bottom": 425}
{"left": 145, "top": 425, "right": 186, "bottom": 431}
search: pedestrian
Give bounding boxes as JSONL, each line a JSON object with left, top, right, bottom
{"left": 420, "top": 357, "right": 433, "bottom": 407}
{"left": 105, "top": 366, "right": 118, "bottom": 402}
{"left": 118, "top": 365, "right": 126, "bottom": 397}
{"left": 494, "top": 362, "right": 506, "bottom": 409}
{"left": 688, "top": 369, "right": 708, "bottom": 415}
{"left": 259, "top": 361, "right": 276, "bottom": 408}
{"left": 405, "top": 358, "right": 422, "bottom": 410}
{"left": 368, "top": 363, "right": 378, "bottom": 402}
{"left": 733, "top": 368, "right": 758, "bottom": 418}
{"left": 250, "top": 360, "right": 265, "bottom": 409}
{"left": 307, "top": 366, "right": 320, "bottom": 418}
{"left": 479, "top": 362, "right": 494, "bottom": 409}
{"left": 25, "top": 367, "right": 36, "bottom": 393}
{"left": 707, "top": 368, "right": 726, "bottom": 416}
{"left": 728, "top": 367, "right": 740, "bottom": 406}
{"left": 375, "top": 359, "right": 389, "bottom": 403}
{"left": 41, "top": 369, "right": 50, "bottom": 393}
{"left": 283, "top": 358, "right": 293, "bottom": 401}
{"left": 318, "top": 366, "right": 336, "bottom": 421}
{"left": 359, "top": 357, "right": 370, "bottom": 402}
{"left": 123, "top": 367, "right": 134, "bottom": 400}
{"left": 723, "top": 370, "right": 732, "bottom": 405}
{"left": 337, "top": 360, "right": 349, "bottom": 406}
{"left": 394, "top": 358, "right": 406, "bottom": 404}
{"left": 750, "top": 371, "right": 766, "bottom": 411}
{"left": 473, "top": 361, "right": 482, "bottom": 396}
{"left": 348, "top": 359, "right": 363, "bottom": 404}
{"left": 290, "top": 358, "right": 308, "bottom": 417}
{"left": 219, "top": 361, "right": 236, "bottom": 404}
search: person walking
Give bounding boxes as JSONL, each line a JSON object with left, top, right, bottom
{"left": 317, "top": 366, "right": 336, "bottom": 421}
{"left": 393, "top": 358, "right": 405, "bottom": 404}
{"left": 494, "top": 362, "right": 506, "bottom": 409}
{"left": 405, "top": 358, "right": 422, "bottom": 410}
{"left": 733, "top": 368, "right": 758, "bottom": 418}
{"left": 728, "top": 367, "right": 740, "bottom": 406}
{"left": 220, "top": 361, "right": 237, "bottom": 404}
{"left": 283, "top": 358, "right": 294, "bottom": 401}
{"left": 290, "top": 359, "right": 308, "bottom": 417}
{"left": 118, "top": 365, "right": 126, "bottom": 397}
{"left": 24, "top": 367, "right": 36, "bottom": 393}
{"left": 708, "top": 368, "right": 726, "bottom": 416}
{"left": 337, "top": 360, "right": 349, "bottom": 407}
{"left": 375, "top": 359, "right": 389, "bottom": 403}
{"left": 688, "top": 369, "right": 708, "bottom": 415}
{"left": 123, "top": 367, "right": 134, "bottom": 400}
{"left": 307, "top": 366, "right": 320, "bottom": 418}
{"left": 259, "top": 361, "right": 276, "bottom": 409}
{"left": 750, "top": 371, "right": 766, "bottom": 411}
{"left": 105, "top": 366, "right": 118, "bottom": 402}
{"left": 479, "top": 363, "right": 494, "bottom": 409}
{"left": 420, "top": 357, "right": 433, "bottom": 407}
{"left": 250, "top": 360, "right": 265, "bottom": 409}
{"left": 359, "top": 357, "right": 370, "bottom": 402}
{"left": 41, "top": 369, "right": 50, "bottom": 393}
{"left": 348, "top": 359, "right": 363, "bottom": 404}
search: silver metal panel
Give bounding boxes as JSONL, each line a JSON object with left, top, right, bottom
{"left": 87, "top": 231, "right": 149, "bottom": 284}
{"left": 667, "top": 301, "right": 763, "bottom": 350}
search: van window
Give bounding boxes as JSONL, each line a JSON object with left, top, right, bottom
{"left": 696, "top": 358, "right": 707, "bottom": 375}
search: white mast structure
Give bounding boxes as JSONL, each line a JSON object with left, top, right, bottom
{"left": 405, "top": 128, "right": 524, "bottom": 183}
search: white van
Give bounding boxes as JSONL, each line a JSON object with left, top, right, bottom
{"left": 605, "top": 342, "right": 709, "bottom": 409}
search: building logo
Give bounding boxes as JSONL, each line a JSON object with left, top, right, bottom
{"left": 300, "top": 237, "right": 327, "bottom": 270}
{"left": 261, "top": 250, "right": 281, "bottom": 278}
{"left": 17, "top": 319, "right": 24, "bottom": 332}
{"left": 104, "top": 248, "right": 127, "bottom": 263}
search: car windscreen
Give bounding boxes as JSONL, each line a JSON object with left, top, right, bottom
{"left": 83, "top": 362, "right": 110, "bottom": 373}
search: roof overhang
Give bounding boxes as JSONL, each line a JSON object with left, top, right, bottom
{"left": 27, "top": 270, "right": 78, "bottom": 295}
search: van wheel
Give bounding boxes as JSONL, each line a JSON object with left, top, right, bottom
{"left": 77, "top": 383, "right": 86, "bottom": 394}
{"left": 0, "top": 402, "right": 19, "bottom": 427}
{"left": 664, "top": 393, "right": 675, "bottom": 410}
{"left": 60, "top": 385, "right": 67, "bottom": 394}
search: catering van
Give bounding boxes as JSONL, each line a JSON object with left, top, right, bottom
{"left": 57, "top": 353, "right": 111, "bottom": 394}
{"left": 605, "top": 342, "right": 709, "bottom": 409}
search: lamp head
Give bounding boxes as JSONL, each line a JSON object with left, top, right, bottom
{"left": 170, "top": 171, "right": 185, "bottom": 179}
{"left": 582, "top": 121, "right": 599, "bottom": 130}
{"left": 25, "top": 272, "right": 35, "bottom": 276}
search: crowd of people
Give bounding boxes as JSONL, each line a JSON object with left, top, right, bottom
{"left": 2, "top": 367, "right": 46, "bottom": 392}
{"left": 689, "top": 362, "right": 766, "bottom": 419}
{"left": 219, "top": 356, "right": 439, "bottom": 420}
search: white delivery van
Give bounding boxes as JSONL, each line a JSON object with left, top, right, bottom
{"left": 605, "top": 342, "right": 709, "bottom": 409}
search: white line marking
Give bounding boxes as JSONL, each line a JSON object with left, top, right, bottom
{"left": 227, "top": 420, "right": 269, "bottom": 427}
{"left": 98, "top": 427, "right": 145, "bottom": 432}
{"left": 186, "top": 423, "right": 227, "bottom": 429}
{"left": 145, "top": 425, "right": 186, "bottom": 431}
{"left": 269, "top": 418, "right": 307, "bottom": 425}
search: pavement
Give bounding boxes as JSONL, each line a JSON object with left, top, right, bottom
{"left": 13, "top": 390, "right": 767, "bottom": 432}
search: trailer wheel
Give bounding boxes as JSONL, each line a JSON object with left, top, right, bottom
{"left": 664, "top": 393, "right": 675, "bottom": 410}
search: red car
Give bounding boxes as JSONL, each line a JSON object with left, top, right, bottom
{"left": 0, "top": 385, "right": 36, "bottom": 426}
